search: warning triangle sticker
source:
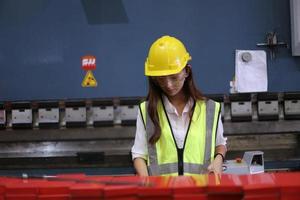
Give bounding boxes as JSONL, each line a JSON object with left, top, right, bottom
{"left": 81, "top": 70, "right": 98, "bottom": 87}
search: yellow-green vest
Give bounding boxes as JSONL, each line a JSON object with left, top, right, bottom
{"left": 139, "top": 98, "right": 221, "bottom": 176}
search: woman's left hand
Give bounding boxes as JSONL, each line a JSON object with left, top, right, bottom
{"left": 207, "top": 154, "right": 223, "bottom": 175}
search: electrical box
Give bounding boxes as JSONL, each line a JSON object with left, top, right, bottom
{"left": 230, "top": 93, "right": 252, "bottom": 121}
{"left": 119, "top": 98, "right": 141, "bottom": 126}
{"left": 284, "top": 92, "right": 300, "bottom": 119}
{"left": 290, "top": 0, "right": 300, "bottom": 56}
{"left": 257, "top": 92, "right": 279, "bottom": 120}
{"left": 65, "top": 101, "right": 87, "bottom": 127}
{"left": 91, "top": 100, "right": 114, "bottom": 126}
{"left": 223, "top": 151, "right": 264, "bottom": 175}
{"left": 11, "top": 102, "right": 32, "bottom": 128}
{"left": 38, "top": 101, "right": 59, "bottom": 128}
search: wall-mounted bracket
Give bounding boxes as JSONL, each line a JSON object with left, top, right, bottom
{"left": 256, "top": 32, "right": 288, "bottom": 59}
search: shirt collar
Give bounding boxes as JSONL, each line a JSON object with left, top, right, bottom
{"left": 161, "top": 94, "right": 194, "bottom": 117}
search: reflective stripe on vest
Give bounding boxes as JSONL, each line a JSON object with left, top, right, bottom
{"left": 139, "top": 99, "right": 220, "bottom": 176}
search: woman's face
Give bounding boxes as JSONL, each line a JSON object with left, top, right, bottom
{"left": 153, "top": 68, "right": 188, "bottom": 97}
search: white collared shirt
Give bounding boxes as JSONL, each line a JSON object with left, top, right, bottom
{"left": 131, "top": 95, "right": 227, "bottom": 160}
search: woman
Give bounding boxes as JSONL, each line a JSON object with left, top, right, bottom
{"left": 131, "top": 35, "right": 227, "bottom": 176}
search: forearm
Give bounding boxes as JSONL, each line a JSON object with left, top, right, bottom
{"left": 215, "top": 144, "right": 227, "bottom": 159}
{"left": 133, "top": 157, "right": 149, "bottom": 176}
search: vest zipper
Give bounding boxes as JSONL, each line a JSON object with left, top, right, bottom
{"left": 177, "top": 148, "right": 184, "bottom": 175}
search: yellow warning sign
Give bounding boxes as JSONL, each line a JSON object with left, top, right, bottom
{"left": 81, "top": 70, "right": 98, "bottom": 87}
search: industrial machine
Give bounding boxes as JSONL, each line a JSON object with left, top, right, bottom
{"left": 0, "top": 92, "right": 299, "bottom": 174}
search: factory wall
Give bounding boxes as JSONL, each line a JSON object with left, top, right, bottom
{"left": 0, "top": 0, "right": 299, "bottom": 101}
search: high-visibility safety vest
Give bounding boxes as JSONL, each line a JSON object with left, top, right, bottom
{"left": 139, "top": 98, "right": 221, "bottom": 176}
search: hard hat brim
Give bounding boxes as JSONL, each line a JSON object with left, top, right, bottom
{"left": 145, "top": 64, "right": 186, "bottom": 76}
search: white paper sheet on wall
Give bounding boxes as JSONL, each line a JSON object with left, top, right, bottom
{"left": 235, "top": 50, "right": 268, "bottom": 93}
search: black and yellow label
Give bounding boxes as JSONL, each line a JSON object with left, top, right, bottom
{"left": 81, "top": 70, "right": 97, "bottom": 87}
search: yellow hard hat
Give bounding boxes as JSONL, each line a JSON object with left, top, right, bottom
{"left": 145, "top": 35, "right": 192, "bottom": 76}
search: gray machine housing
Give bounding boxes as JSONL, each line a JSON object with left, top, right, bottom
{"left": 223, "top": 151, "right": 264, "bottom": 174}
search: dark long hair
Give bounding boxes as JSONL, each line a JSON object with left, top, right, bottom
{"left": 146, "top": 65, "right": 206, "bottom": 145}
